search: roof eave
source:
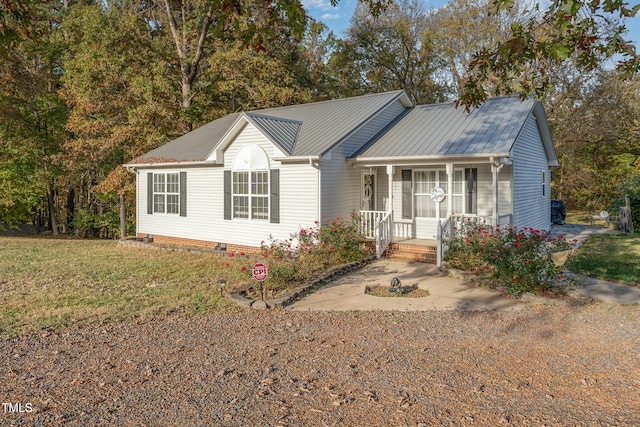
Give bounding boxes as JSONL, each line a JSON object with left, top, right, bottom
{"left": 347, "top": 152, "right": 511, "bottom": 165}
{"left": 532, "top": 102, "right": 559, "bottom": 167}
{"left": 123, "top": 160, "right": 220, "bottom": 171}
{"left": 272, "top": 155, "right": 320, "bottom": 163}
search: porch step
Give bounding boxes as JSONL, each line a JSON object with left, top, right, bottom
{"left": 383, "top": 243, "right": 437, "bottom": 264}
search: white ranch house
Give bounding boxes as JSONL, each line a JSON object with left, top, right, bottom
{"left": 125, "top": 91, "right": 558, "bottom": 264}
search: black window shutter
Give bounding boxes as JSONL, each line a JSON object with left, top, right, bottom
{"left": 270, "top": 169, "right": 280, "bottom": 224}
{"left": 147, "top": 173, "right": 154, "bottom": 214}
{"left": 179, "top": 171, "right": 187, "bottom": 217}
{"left": 402, "top": 169, "right": 412, "bottom": 219}
{"left": 465, "top": 168, "right": 477, "bottom": 214}
{"left": 224, "top": 170, "right": 231, "bottom": 220}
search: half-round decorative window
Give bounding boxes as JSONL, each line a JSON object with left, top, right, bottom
{"left": 231, "top": 145, "right": 270, "bottom": 220}
{"left": 232, "top": 144, "right": 270, "bottom": 171}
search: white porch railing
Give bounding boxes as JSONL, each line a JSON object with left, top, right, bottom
{"left": 360, "top": 210, "right": 388, "bottom": 239}
{"left": 360, "top": 210, "right": 392, "bottom": 259}
{"left": 375, "top": 212, "right": 392, "bottom": 259}
{"left": 437, "top": 215, "right": 453, "bottom": 267}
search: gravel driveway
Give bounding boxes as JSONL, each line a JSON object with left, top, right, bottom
{"left": 2, "top": 305, "right": 639, "bottom": 426}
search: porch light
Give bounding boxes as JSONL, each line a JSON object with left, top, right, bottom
{"left": 499, "top": 157, "right": 512, "bottom": 165}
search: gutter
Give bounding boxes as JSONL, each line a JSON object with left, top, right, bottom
{"left": 272, "top": 155, "right": 320, "bottom": 164}
{"left": 123, "top": 160, "right": 220, "bottom": 172}
{"left": 347, "top": 153, "right": 511, "bottom": 166}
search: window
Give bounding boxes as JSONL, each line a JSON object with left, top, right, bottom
{"left": 414, "top": 169, "right": 447, "bottom": 218}
{"left": 232, "top": 170, "right": 269, "bottom": 220}
{"left": 153, "top": 172, "right": 180, "bottom": 214}
{"left": 224, "top": 145, "right": 278, "bottom": 223}
{"left": 452, "top": 170, "right": 463, "bottom": 214}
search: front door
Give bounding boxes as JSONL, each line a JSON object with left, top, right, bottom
{"left": 362, "top": 171, "right": 376, "bottom": 211}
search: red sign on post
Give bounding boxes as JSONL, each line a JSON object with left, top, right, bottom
{"left": 252, "top": 263, "right": 268, "bottom": 282}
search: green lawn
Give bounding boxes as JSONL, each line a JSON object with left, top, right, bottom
{"left": 570, "top": 234, "right": 640, "bottom": 286}
{"left": 565, "top": 210, "right": 593, "bottom": 225}
{"left": 0, "top": 237, "right": 256, "bottom": 335}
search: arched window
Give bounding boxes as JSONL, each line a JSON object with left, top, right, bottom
{"left": 230, "top": 145, "right": 270, "bottom": 220}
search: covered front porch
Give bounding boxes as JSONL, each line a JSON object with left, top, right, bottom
{"left": 355, "top": 160, "right": 514, "bottom": 264}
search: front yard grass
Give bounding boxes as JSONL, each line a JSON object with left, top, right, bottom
{"left": 570, "top": 234, "right": 640, "bottom": 286}
{"left": 0, "top": 237, "right": 256, "bottom": 335}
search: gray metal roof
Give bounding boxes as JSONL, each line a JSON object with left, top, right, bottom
{"left": 351, "top": 96, "right": 537, "bottom": 159}
{"left": 132, "top": 90, "right": 408, "bottom": 163}
{"left": 246, "top": 113, "right": 301, "bottom": 155}
{"left": 136, "top": 113, "right": 240, "bottom": 163}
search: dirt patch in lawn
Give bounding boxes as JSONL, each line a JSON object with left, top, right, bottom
{"left": 365, "top": 284, "right": 430, "bottom": 298}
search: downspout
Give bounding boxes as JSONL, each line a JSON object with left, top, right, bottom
{"left": 312, "top": 157, "right": 321, "bottom": 224}
{"left": 493, "top": 157, "right": 512, "bottom": 227}
{"left": 495, "top": 163, "right": 503, "bottom": 227}
{"left": 446, "top": 163, "right": 453, "bottom": 217}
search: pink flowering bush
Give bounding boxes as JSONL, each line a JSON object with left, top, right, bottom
{"left": 445, "top": 221, "right": 573, "bottom": 296}
{"left": 259, "top": 214, "right": 368, "bottom": 295}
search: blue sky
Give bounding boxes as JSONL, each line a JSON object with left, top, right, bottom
{"left": 302, "top": 0, "right": 640, "bottom": 47}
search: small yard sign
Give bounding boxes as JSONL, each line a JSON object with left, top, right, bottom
{"left": 252, "top": 263, "right": 268, "bottom": 282}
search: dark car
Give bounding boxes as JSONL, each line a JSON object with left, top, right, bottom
{"left": 551, "top": 200, "right": 566, "bottom": 225}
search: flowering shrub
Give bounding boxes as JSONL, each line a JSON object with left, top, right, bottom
{"left": 445, "top": 221, "right": 574, "bottom": 296}
{"left": 258, "top": 214, "right": 368, "bottom": 296}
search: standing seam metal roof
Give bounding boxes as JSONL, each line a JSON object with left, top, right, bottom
{"left": 135, "top": 90, "right": 407, "bottom": 163}
{"left": 246, "top": 113, "right": 301, "bottom": 155}
{"left": 351, "top": 96, "right": 536, "bottom": 158}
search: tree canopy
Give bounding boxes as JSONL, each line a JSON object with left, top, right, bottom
{"left": 457, "top": 0, "right": 640, "bottom": 110}
{"left": 0, "top": 0, "right": 638, "bottom": 233}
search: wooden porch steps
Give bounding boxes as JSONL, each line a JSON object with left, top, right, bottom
{"left": 383, "top": 242, "right": 437, "bottom": 263}
{"left": 364, "top": 240, "right": 437, "bottom": 263}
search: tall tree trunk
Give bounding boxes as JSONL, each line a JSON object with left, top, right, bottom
{"left": 67, "top": 183, "right": 75, "bottom": 228}
{"left": 161, "top": 0, "right": 215, "bottom": 131}
{"left": 120, "top": 192, "right": 126, "bottom": 239}
{"left": 47, "top": 183, "right": 59, "bottom": 236}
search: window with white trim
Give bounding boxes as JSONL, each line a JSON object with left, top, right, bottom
{"left": 414, "top": 169, "right": 447, "bottom": 218}
{"left": 153, "top": 172, "right": 180, "bottom": 214}
{"left": 232, "top": 170, "right": 269, "bottom": 220}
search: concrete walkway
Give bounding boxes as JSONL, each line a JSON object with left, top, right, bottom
{"left": 289, "top": 224, "right": 640, "bottom": 311}
{"left": 290, "top": 259, "right": 525, "bottom": 312}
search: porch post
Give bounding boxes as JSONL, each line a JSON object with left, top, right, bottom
{"left": 492, "top": 160, "right": 498, "bottom": 227}
{"left": 446, "top": 163, "right": 453, "bottom": 217}
{"left": 387, "top": 164, "right": 394, "bottom": 241}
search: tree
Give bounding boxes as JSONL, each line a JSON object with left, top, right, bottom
{"left": 59, "top": 0, "right": 316, "bottom": 236}
{"left": 327, "top": 0, "right": 447, "bottom": 104}
{"left": 458, "top": 0, "right": 639, "bottom": 110}
{"left": 146, "top": 0, "right": 307, "bottom": 131}
{"left": 0, "top": 1, "right": 68, "bottom": 232}
{"left": 300, "top": 21, "right": 337, "bottom": 101}
{"left": 430, "top": 0, "right": 528, "bottom": 99}
{"left": 549, "top": 71, "right": 640, "bottom": 209}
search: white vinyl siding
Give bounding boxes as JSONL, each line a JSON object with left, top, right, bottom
{"left": 137, "top": 122, "right": 319, "bottom": 247}
{"left": 512, "top": 114, "right": 551, "bottom": 231}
